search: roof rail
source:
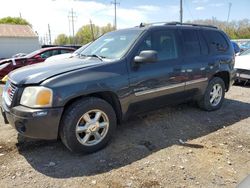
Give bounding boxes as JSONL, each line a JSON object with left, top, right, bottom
{"left": 138, "top": 22, "right": 218, "bottom": 29}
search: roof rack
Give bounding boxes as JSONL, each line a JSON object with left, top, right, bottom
{"left": 139, "top": 22, "right": 218, "bottom": 29}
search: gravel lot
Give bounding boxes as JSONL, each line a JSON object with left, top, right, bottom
{"left": 0, "top": 85, "right": 249, "bottom": 188}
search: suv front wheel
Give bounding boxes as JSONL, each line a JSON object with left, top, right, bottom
{"left": 60, "top": 97, "right": 117, "bottom": 153}
{"left": 198, "top": 77, "right": 225, "bottom": 111}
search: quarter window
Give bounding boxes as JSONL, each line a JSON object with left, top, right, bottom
{"left": 203, "top": 30, "right": 229, "bottom": 53}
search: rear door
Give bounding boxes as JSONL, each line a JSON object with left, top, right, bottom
{"left": 180, "top": 28, "right": 210, "bottom": 94}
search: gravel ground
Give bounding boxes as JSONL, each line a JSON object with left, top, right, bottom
{"left": 0, "top": 85, "right": 249, "bottom": 188}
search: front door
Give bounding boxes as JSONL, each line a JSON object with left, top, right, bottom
{"left": 128, "top": 28, "right": 186, "bottom": 113}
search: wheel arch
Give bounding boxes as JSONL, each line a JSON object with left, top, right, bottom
{"left": 61, "top": 91, "right": 123, "bottom": 124}
{"left": 213, "top": 71, "right": 230, "bottom": 91}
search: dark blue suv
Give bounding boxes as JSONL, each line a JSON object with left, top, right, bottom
{"left": 1, "top": 22, "right": 235, "bottom": 153}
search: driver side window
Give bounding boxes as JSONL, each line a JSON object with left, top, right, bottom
{"left": 137, "top": 30, "right": 178, "bottom": 61}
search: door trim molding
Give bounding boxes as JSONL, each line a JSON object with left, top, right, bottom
{"left": 135, "top": 82, "right": 185, "bottom": 96}
{"left": 134, "top": 77, "right": 208, "bottom": 97}
{"left": 186, "top": 77, "right": 208, "bottom": 85}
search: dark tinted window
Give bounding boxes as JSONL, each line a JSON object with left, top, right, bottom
{"left": 203, "top": 30, "right": 229, "bottom": 53}
{"left": 137, "top": 30, "right": 178, "bottom": 61}
{"left": 60, "top": 49, "right": 73, "bottom": 54}
{"left": 40, "top": 50, "right": 59, "bottom": 59}
{"left": 182, "top": 29, "right": 201, "bottom": 57}
{"left": 198, "top": 31, "right": 209, "bottom": 55}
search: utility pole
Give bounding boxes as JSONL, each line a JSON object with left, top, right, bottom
{"left": 68, "top": 8, "right": 77, "bottom": 44}
{"left": 180, "top": 0, "right": 183, "bottom": 23}
{"left": 89, "top": 19, "right": 95, "bottom": 41}
{"left": 48, "top": 24, "right": 52, "bottom": 45}
{"left": 111, "top": 0, "right": 119, "bottom": 30}
{"left": 227, "top": 2, "right": 232, "bottom": 23}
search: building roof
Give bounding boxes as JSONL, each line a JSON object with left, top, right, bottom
{"left": 0, "top": 24, "right": 38, "bottom": 38}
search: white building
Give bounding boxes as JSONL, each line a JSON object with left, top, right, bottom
{"left": 0, "top": 24, "right": 40, "bottom": 59}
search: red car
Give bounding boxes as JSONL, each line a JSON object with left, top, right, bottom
{"left": 0, "top": 47, "right": 75, "bottom": 79}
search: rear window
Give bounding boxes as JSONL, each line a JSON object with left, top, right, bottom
{"left": 203, "top": 30, "right": 229, "bottom": 54}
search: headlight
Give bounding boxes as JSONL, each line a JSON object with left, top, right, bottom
{"left": 20, "top": 86, "right": 53, "bottom": 108}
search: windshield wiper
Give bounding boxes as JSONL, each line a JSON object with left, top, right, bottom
{"left": 80, "top": 54, "right": 105, "bottom": 61}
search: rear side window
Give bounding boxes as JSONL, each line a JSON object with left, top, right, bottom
{"left": 60, "top": 49, "right": 73, "bottom": 54}
{"left": 203, "top": 30, "right": 229, "bottom": 54}
{"left": 198, "top": 32, "right": 209, "bottom": 55}
{"left": 182, "top": 29, "right": 201, "bottom": 57}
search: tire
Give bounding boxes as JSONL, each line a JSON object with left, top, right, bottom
{"left": 59, "top": 97, "right": 117, "bottom": 153}
{"left": 198, "top": 77, "right": 225, "bottom": 111}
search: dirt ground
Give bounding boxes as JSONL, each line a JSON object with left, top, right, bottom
{"left": 0, "top": 85, "right": 249, "bottom": 188}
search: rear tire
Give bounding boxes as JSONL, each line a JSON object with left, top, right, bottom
{"left": 60, "top": 97, "right": 117, "bottom": 153}
{"left": 198, "top": 77, "right": 225, "bottom": 111}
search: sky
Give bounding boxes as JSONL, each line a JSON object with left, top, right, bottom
{"left": 0, "top": 0, "right": 249, "bottom": 42}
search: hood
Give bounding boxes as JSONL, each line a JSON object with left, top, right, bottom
{"left": 235, "top": 55, "right": 250, "bottom": 70}
{"left": 9, "top": 57, "right": 103, "bottom": 85}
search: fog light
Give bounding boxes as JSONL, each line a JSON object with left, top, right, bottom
{"left": 15, "top": 122, "right": 26, "bottom": 133}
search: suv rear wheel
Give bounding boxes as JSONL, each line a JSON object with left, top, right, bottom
{"left": 60, "top": 97, "right": 117, "bottom": 153}
{"left": 198, "top": 77, "right": 225, "bottom": 111}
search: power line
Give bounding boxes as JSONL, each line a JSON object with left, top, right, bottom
{"left": 89, "top": 19, "right": 95, "bottom": 41}
{"left": 68, "top": 8, "right": 77, "bottom": 44}
{"left": 48, "top": 24, "right": 52, "bottom": 45}
{"left": 111, "top": 0, "right": 119, "bottom": 30}
{"left": 227, "top": 2, "right": 232, "bottom": 23}
{"left": 180, "top": 0, "right": 183, "bottom": 23}
{"left": 184, "top": 0, "right": 194, "bottom": 21}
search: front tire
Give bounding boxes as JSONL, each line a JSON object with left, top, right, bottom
{"left": 60, "top": 97, "right": 117, "bottom": 153}
{"left": 198, "top": 77, "right": 225, "bottom": 111}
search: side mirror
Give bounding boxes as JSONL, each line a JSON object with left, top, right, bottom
{"left": 134, "top": 50, "right": 158, "bottom": 64}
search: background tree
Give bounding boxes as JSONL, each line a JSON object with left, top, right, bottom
{"left": 101, "top": 23, "right": 115, "bottom": 34}
{"left": 75, "top": 24, "right": 100, "bottom": 45}
{"left": 0, "top": 16, "right": 31, "bottom": 26}
{"left": 189, "top": 18, "right": 250, "bottom": 39}
{"left": 54, "top": 34, "right": 69, "bottom": 45}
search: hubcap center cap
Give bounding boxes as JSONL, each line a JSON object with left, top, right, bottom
{"left": 88, "top": 123, "right": 98, "bottom": 132}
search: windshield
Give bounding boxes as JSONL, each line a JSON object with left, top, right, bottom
{"left": 73, "top": 43, "right": 91, "bottom": 55}
{"left": 80, "top": 29, "right": 143, "bottom": 60}
{"left": 25, "top": 49, "right": 43, "bottom": 58}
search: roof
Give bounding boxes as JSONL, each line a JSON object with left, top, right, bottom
{"left": 0, "top": 24, "right": 38, "bottom": 38}
{"left": 137, "top": 22, "right": 218, "bottom": 30}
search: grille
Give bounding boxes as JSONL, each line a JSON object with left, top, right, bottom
{"left": 4, "top": 81, "right": 18, "bottom": 106}
{"left": 7, "top": 82, "right": 17, "bottom": 102}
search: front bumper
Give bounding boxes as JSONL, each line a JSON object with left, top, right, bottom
{"left": 1, "top": 101, "right": 63, "bottom": 140}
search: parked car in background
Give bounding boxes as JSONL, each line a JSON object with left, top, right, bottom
{"left": 239, "top": 41, "right": 250, "bottom": 51}
{"left": 0, "top": 47, "right": 75, "bottom": 79}
{"left": 235, "top": 48, "right": 250, "bottom": 83}
{"left": 231, "top": 41, "right": 241, "bottom": 55}
{"left": 239, "top": 48, "right": 250, "bottom": 56}
{"left": 1, "top": 22, "right": 235, "bottom": 153}
{"left": 45, "top": 43, "right": 91, "bottom": 62}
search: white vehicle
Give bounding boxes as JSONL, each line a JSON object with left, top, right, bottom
{"left": 45, "top": 43, "right": 90, "bottom": 62}
{"left": 235, "top": 49, "right": 250, "bottom": 83}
